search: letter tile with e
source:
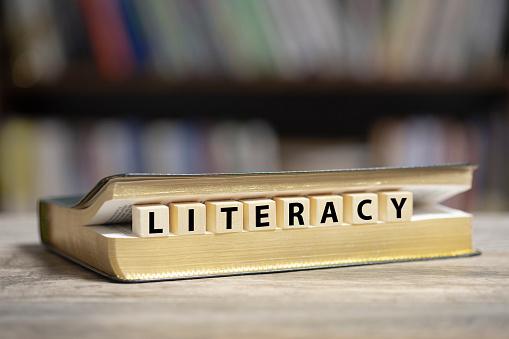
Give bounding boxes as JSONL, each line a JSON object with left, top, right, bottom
{"left": 241, "top": 198, "right": 277, "bottom": 231}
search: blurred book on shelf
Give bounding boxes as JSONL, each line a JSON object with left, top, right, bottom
{"left": 0, "top": 118, "right": 280, "bottom": 212}
{"left": 3, "top": 0, "right": 508, "bottom": 86}
{"left": 280, "top": 139, "right": 371, "bottom": 171}
{"left": 370, "top": 111, "right": 509, "bottom": 211}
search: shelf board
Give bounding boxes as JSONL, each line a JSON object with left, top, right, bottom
{"left": 3, "top": 63, "right": 509, "bottom": 97}
{"left": 2, "top": 66, "right": 508, "bottom": 138}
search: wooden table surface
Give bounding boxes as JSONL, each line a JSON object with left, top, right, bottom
{"left": 1, "top": 213, "right": 508, "bottom": 339}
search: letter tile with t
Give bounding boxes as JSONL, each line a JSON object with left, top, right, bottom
{"left": 205, "top": 200, "right": 243, "bottom": 233}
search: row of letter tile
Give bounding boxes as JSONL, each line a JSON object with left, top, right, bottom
{"left": 132, "top": 191, "right": 413, "bottom": 237}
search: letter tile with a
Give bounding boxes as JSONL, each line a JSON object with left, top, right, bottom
{"left": 308, "top": 195, "right": 343, "bottom": 226}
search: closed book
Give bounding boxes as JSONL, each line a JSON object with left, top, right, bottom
{"left": 39, "top": 164, "right": 477, "bottom": 282}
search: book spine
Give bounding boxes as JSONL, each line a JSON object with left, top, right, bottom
{"left": 39, "top": 200, "right": 50, "bottom": 244}
{"left": 79, "top": 0, "right": 135, "bottom": 80}
{"left": 119, "top": 0, "right": 150, "bottom": 69}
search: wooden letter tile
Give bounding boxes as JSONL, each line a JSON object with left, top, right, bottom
{"left": 343, "top": 193, "right": 378, "bottom": 225}
{"left": 169, "top": 202, "right": 206, "bottom": 235}
{"left": 378, "top": 191, "right": 413, "bottom": 222}
{"left": 274, "top": 196, "right": 309, "bottom": 229}
{"left": 241, "top": 198, "right": 276, "bottom": 231}
{"left": 308, "top": 195, "right": 343, "bottom": 226}
{"left": 132, "top": 204, "right": 170, "bottom": 237}
{"left": 206, "top": 200, "right": 243, "bottom": 233}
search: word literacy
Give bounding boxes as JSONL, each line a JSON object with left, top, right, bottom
{"left": 131, "top": 191, "right": 413, "bottom": 238}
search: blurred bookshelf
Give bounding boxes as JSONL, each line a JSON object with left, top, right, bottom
{"left": 1, "top": 0, "right": 509, "bottom": 212}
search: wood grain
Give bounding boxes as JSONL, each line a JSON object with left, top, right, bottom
{"left": 1, "top": 213, "right": 508, "bottom": 339}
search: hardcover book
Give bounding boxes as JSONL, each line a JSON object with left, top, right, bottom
{"left": 39, "top": 164, "right": 477, "bottom": 282}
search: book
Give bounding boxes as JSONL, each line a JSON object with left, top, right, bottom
{"left": 0, "top": 118, "right": 37, "bottom": 212}
{"left": 39, "top": 164, "right": 478, "bottom": 282}
{"left": 4, "top": 0, "right": 67, "bottom": 86}
{"left": 79, "top": 0, "right": 135, "bottom": 80}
